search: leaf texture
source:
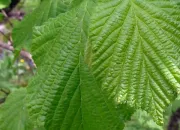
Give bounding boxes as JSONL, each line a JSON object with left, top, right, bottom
{"left": 26, "top": 1, "right": 99, "bottom": 129}
{"left": 89, "top": 0, "right": 180, "bottom": 124}
{"left": 5, "top": 0, "right": 180, "bottom": 129}
{"left": 12, "top": 0, "right": 83, "bottom": 50}
{"left": 80, "top": 59, "right": 134, "bottom": 130}
{"left": 26, "top": 0, "right": 135, "bottom": 129}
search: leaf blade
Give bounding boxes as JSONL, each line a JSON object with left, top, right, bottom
{"left": 89, "top": 0, "right": 180, "bottom": 124}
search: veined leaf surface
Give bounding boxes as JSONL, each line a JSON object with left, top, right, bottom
{"left": 1, "top": 0, "right": 180, "bottom": 130}
{"left": 89, "top": 0, "right": 180, "bottom": 124}
{"left": 26, "top": 1, "right": 130, "bottom": 129}
{"left": 12, "top": 0, "right": 83, "bottom": 50}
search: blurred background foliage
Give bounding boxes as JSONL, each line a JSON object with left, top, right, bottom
{"left": 0, "top": 0, "right": 39, "bottom": 104}
{"left": 124, "top": 110, "right": 163, "bottom": 130}
{"left": 0, "top": 0, "right": 11, "bottom": 9}
{"left": 124, "top": 97, "right": 180, "bottom": 130}
{"left": 0, "top": 0, "right": 179, "bottom": 130}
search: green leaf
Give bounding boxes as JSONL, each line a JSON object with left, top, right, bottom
{"left": 0, "top": 0, "right": 10, "bottom": 9}
{"left": 80, "top": 59, "right": 134, "bottom": 130}
{"left": 26, "top": 1, "right": 134, "bottom": 129}
{"left": 26, "top": 1, "right": 94, "bottom": 129}
{"left": 4, "top": 0, "right": 180, "bottom": 129}
{"left": 12, "top": 0, "right": 83, "bottom": 51}
{"left": 0, "top": 89, "right": 33, "bottom": 130}
{"left": 89, "top": 0, "right": 180, "bottom": 124}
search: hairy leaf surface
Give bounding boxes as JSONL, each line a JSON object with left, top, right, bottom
{"left": 89, "top": 0, "right": 180, "bottom": 124}
{"left": 2, "top": 0, "right": 180, "bottom": 129}
{"left": 80, "top": 60, "right": 134, "bottom": 130}
{"left": 26, "top": 0, "right": 134, "bottom": 129}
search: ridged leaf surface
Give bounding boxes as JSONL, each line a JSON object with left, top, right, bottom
{"left": 89, "top": 0, "right": 180, "bottom": 124}
{"left": 26, "top": 1, "right": 130, "bottom": 129}
{"left": 12, "top": 0, "right": 82, "bottom": 50}
{"left": 2, "top": 0, "right": 180, "bottom": 130}
{"left": 27, "top": 4, "right": 87, "bottom": 129}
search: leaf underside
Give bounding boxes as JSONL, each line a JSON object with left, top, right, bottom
{"left": 1, "top": 0, "right": 180, "bottom": 130}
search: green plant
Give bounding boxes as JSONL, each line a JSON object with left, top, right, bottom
{"left": 0, "top": 51, "right": 34, "bottom": 103}
{"left": 0, "top": 0, "right": 10, "bottom": 9}
{"left": 0, "top": 0, "right": 180, "bottom": 130}
{"left": 124, "top": 110, "right": 163, "bottom": 130}
{"left": 0, "top": 54, "right": 17, "bottom": 90}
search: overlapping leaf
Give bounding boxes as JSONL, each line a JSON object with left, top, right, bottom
{"left": 27, "top": 5, "right": 87, "bottom": 129}
{"left": 89, "top": 0, "right": 180, "bottom": 124}
{"left": 80, "top": 60, "right": 134, "bottom": 130}
{"left": 25, "top": 0, "right": 130, "bottom": 129}
{"left": 1, "top": 0, "right": 180, "bottom": 129}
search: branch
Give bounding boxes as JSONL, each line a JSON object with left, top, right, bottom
{"left": 0, "top": 42, "right": 13, "bottom": 51}
{"left": 0, "top": 30, "right": 12, "bottom": 43}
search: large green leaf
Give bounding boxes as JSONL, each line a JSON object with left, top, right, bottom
{"left": 26, "top": 1, "right": 134, "bottom": 129}
{"left": 89, "top": 0, "right": 180, "bottom": 124}
{"left": 12, "top": 0, "right": 83, "bottom": 51}
{"left": 2, "top": 0, "right": 180, "bottom": 129}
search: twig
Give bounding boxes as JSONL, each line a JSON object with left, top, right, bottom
{"left": 0, "top": 30, "right": 12, "bottom": 43}
{"left": 1, "top": 10, "right": 13, "bottom": 27}
{"left": 0, "top": 42, "right": 13, "bottom": 51}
